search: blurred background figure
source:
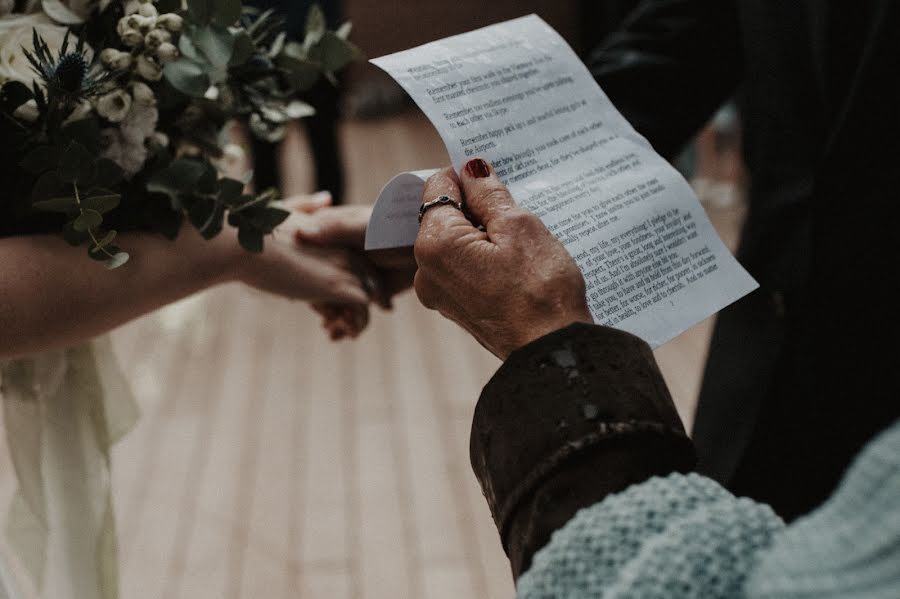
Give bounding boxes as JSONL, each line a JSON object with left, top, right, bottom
{"left": 248, "top": 0, "right": 348, "bottom": 204}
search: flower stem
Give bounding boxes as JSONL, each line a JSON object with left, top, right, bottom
{"left": 73, "top": 182, "right": 116, "bottom": 260}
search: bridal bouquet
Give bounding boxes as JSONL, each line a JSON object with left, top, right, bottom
{"left": 0, "top": 0, "right": 359, "bottom": 268}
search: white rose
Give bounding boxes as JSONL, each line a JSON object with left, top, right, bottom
{"left": 0, "top": 14, "right": 69, "bottom": 87}
{"left": 135, "top": 54, "right": 162, "bottom": 81}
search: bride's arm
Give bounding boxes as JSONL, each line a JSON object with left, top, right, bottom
{"left": 0, "top": 218, "right": 369, "bottom": 359}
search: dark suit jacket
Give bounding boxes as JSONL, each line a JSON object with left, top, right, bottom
{"left": 588, "top": 0, "right": 900, "bottom": 519}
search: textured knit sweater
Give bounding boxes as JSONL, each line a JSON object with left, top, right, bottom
{"left": 468, "top": 324, "right": 900, "bottom": 598}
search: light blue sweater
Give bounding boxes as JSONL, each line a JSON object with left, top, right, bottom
{"left": 517, "top": 420, "right": 900, "bottom": 598}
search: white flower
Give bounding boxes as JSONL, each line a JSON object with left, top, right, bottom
{"left": 100, "top": 48, "right": 133, "bottom": 70}
{"left": 203, "top": 85, "right": 219, "bottom": 101}
{"left": 157, "top": 13, "right": 183, "bottom": 33}
{"left": 138, "top": 2, "right": 157, "bottom": 18}
{"left": 144, "top": 28, "right": 171, "bottom": 50}
{"left": 129, "top": 81, "right": 155, "bottom": 106}
{"left": 119, "top": 98, "right": 157, "bottom": 144}
{"left": 135, "top": 54, "right": 162, "bottom": 81}
{"left": 13, "top": 99, "right": 39, "bottom": 122}
{"left": 95, "top": 89, "right": 132, "bottom": 122}
{"left": 156, "top": 42, "right": 178, "bottom": 62}
{"left": 64, "top": 99, "right": 93, "bottom": 124}
{"left": 100, "top": 100, "right": 158, "bottom": 176}
{"left": 0, "top": 14, "right": 71, "bottom": 87}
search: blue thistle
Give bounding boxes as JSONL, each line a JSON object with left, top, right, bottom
{"left": 23, "top": 28, "right": 109, "bottom": 109}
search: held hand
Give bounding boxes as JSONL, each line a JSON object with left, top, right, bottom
{"left": 293, "top": 204, "right": 417, "bottom": 308}
{"left": 414, "top": 159, "right": 592, "bottom": 360}
{"left": 231, "top": 209, "right": 372, "bottom": 307}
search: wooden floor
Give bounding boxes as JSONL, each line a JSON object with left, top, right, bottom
{"left": 0, "top": 111, "right": 743, "bottom": 599}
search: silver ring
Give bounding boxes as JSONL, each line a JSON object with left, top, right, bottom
{"left": 419, "top": 195, "right": 463, "bottom": 224}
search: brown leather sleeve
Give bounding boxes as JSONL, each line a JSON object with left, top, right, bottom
{"left": 470, "top": 323, "right": 696, "bottom": 578}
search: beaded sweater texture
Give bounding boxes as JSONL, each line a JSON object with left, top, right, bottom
{"left": 517, "top": 420, "right": 900, "bottom": 598}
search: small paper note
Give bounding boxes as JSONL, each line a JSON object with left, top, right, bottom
{"left": 366, "top": 15, "right": 758, "bottom": 348}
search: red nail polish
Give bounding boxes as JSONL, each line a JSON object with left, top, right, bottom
{"left": 464, "top": 158, "right": 491, "bottom": 178}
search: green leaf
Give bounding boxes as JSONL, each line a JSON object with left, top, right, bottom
{"left": 229, "top": 32, "right": 255, "bottom": 66}
{"left": 193, "top": 24, "right": 235, "bottom": 67}
{"left": 189, "top": 197, "right": 225, "bottom": 238}
{"left": 58, "top": 142, "right": 94, "bottom": 183}
{"left": 105, "top": 252, "right": 130, "bottom": 270}
{"left": 82, "top": 189, "right": 121, "bottom": 214}
{"left": 20, "top": 146, "right": 60, "bottom": 175}
{"left": 217, "top": 178, "right": 244, "bottom": 205}
{"left": 310, "top": 32, "right": 361, "bottom": 73}
{"left": 31, "top": 171, "right": 64, "bottom": 202}
{"left": 73, "top": 209, "right": 103, "bottom": 232}
{"left": 213, "top": 0, "right": 241, "bottom": 26}
{"left": 260, "top": 207, "right": 289, "bottom": 231}
{"left": 147, "top": 158, "right": 207, "bottom": 207}
{"left": 186, "top": 0, "right": 213, "bottom": 24}
{"left": 336, "top": 22, "right": 352, "bottom": 40}
{"left": 305, "top": 4, "right": 326, "bottom": 46}
{"left": 33, "top": 196, "right": 77, "bottom": 213}
{"left": 163, "top": 58, "right": 211, "bottom": 98}
{"left": 0, "top": 81, "right": 33, "bottom": 113}
{"left": 63, "top": 221, "right": 89, "bottom": 246}
{"left": 238, "top": 226, "right": 264, "bottom": 253}
{"left": 92, "top": 230, "right": 117, "bottom": 250}
{"left": 276, "top": 54, "right": 321, "bottom": 91}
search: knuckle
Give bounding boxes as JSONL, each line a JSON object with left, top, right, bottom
{"left": 414, "top": 272, "right": 437, "bottom": 309}
{"left": 477, "top": 186, "right": 513, "bottom": 209}
{"left": 500, "top": 208, "right": 540, "bottom": 230}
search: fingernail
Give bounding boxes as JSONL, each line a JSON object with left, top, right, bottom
{"left": 295, "top": 221, "right": 320, "bottom": 239}
{"left": 312, "top": 191, "right": 332, "bottom": 205}
{"left": 464, "top": 158, "right": 491, "bottom": 179}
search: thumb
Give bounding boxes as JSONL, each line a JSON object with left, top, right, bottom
{"left": 458, "top": 158, "right": 518, "bottom": 228}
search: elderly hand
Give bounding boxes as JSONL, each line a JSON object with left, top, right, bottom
{"left": 414, "top": 158, "right": 593, "bottom": 359}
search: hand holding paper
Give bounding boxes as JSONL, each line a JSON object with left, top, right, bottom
{"left": 366, "top": 15, "right": 757, "bottom": 348}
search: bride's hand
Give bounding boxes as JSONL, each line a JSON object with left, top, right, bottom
{"left": 229, "top": 209, "right": 373, "bottom": 307}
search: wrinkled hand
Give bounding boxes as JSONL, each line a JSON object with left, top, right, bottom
{"left": 414, "top": 159, "right": 592, "bottom": 359}
{"left": 291, "top": 200, "right": 416, "bottom": 339}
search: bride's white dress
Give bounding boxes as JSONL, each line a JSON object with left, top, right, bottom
{"left": 0, "top": 337, "right": 138, "bottom": 599}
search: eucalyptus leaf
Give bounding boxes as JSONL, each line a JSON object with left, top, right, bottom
{"left": 20, "top": 146, "right": 60, "bottom": 175}
{"left": 178, "top": 35, "right": 204, "bottom": 64}
{"left": 276, "top": 54, "right": 321, "bottom": 91}
{"left": 104, "top": 252, "right": 130, "bottom": 270}
{"left": 187, "top": 0, "right": 214, "bottom": 24}
{"left": 229, "top": 32, "right": 255, "bottom": 66}
{"left": 217, "top": 178, "right": 244, "bottom": 204}
{"left": 193, "top": 24, "right": 235, "bottom": 67}
{"left": 82, "top": 189, "right": 121, "bottom": 214}
{"left": 260, "top": 207, "right": 289, "bottom": 231}
{"left": 58, "top": 142, "right": 94, "bottom": 183}
{"left": 268, "top": 32, "right": 287, "bottom": 59}
{"left": 33, "top": 196, "right": 77, "bottom": 214}
{"left": 147, "top": 158, "right": 207, "bottom": 205}
{"left": 310, "top": 32, "right": 360, "bottom": 72}
{"left": 238, "top": 226, "right": 264, "bottom": 252}
{"left": 285, "top": 100, "right": 315, "bottom": 119}
{"left": 336, "top": 22, "right": 352, "bottom": 40}
{"left": 304, "top": 4, "right": 326, "bottom": 46}
{"left": 163, "top": 59, "right": 211, "bottom": 98}
{"left": 32, "top": 171, "right": 64, "bottom": 202}
{"left": 63, "top": 221, "right": 89, "bottom": 246}
{"left": 90, "top": 230, "right": 117, "bottom": 251}
{"left": 73, "top": 209, "right": 103, "bottom": 232}
{"left": 41, "top": 0, "right": 85, "bottom": 24}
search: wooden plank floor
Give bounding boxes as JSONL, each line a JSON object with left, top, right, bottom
{"left": 0, "top": 111, "right": 743, "bottom": 599}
